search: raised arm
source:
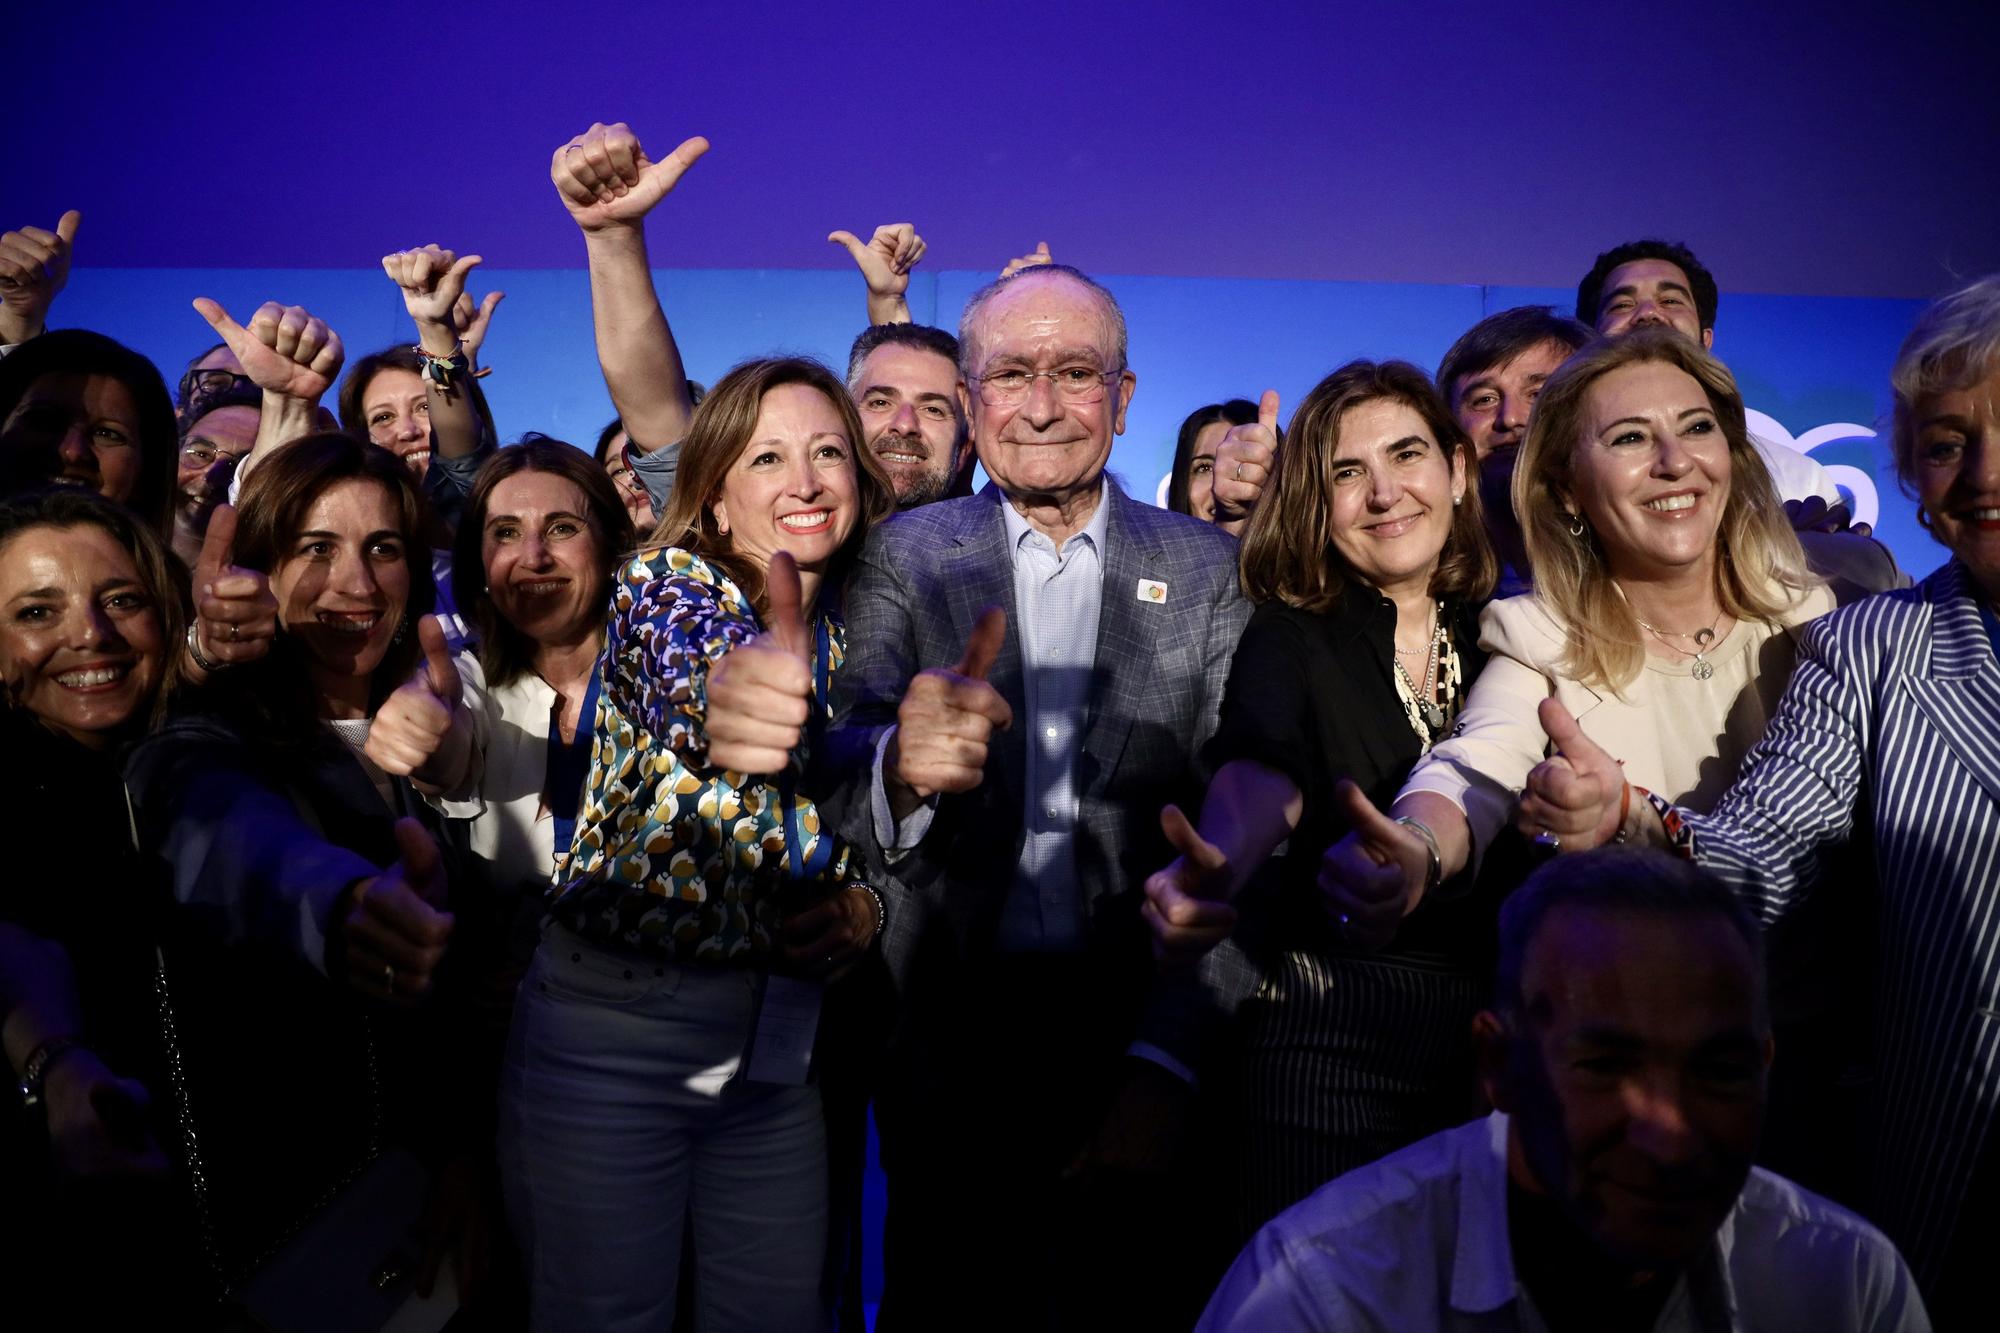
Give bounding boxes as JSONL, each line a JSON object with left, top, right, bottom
{"left": 828, "top": 223, "right": 925, "bottom": 327}
{"left": 191, "top": 297, "right": 343, "bottom": 488}
{"left": 551, "top": 122, "right": 705, "bottom": 453}
{"left": 0, "top": 210, "right": 80, "bottom": 348}
{"left": 382, "top": 245, "right": 490, "bottom": 466}
{"left": 1142, "top": 760, "right": 1303, "bottom": 968}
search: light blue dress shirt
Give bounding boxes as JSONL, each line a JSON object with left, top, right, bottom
{"left": 993, "top": 482, "right": 1109, "bottom": 952}
{"left": 870, "top": 482, "right": 1109, "bottom": 951}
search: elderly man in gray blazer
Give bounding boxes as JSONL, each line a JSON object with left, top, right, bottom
{"left": 815, "top": 264, "right": 1251, "bottom": 1328}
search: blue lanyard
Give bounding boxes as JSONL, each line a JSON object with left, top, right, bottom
{"left": 546, "top": 665, "right": 603, "bottom": 862}
{"left": 778, "top": 615, "right": 834, "bottom": 881}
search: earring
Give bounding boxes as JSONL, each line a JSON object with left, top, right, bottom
{"left": 1915, "top": 504, "right": 1931, "bottom": 532}
{"left": 1453, "top": 494, "right": 1463, "bottom": 507}
{"left": 1568, "top": 514, "right": 1586, "bottom": 537}
{"left": 393, "top": 618, "right": 409, "bottom": 646}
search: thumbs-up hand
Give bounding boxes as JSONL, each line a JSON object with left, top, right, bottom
{"left": 451, "top": 289, "right": 505, "bottom": 366}
{"left": 829, "top": 223, "right": 926, "bottom": 300}
{"left": 0, "top": 209, "right": 80, "bottom": 344}
{"left": 552, "top": 123, "right": 709, "bottom": 234}
{"left": 1211, "top": 389, "right": 1281, "bottom": 528}
{"left": 192, "top": 296, "right": 344, "bottom": 404}
{"left": 1317, "top": 780, "right": 1429, "bottom": 951}
{"left": 383, "top": 244, "right": 484, "bottom": 335}
{"left": 1517, "top": 697, "right": 1627, "bottom": 849}
{"left": 188, "top": 504, "right": 278, "bottom": 670}
{"left": 889, "top": 607, "right": 1012, "bottom": 801}
{"left": 1141, "top": 804, "right": 1239, "bottom": 971}
{"left": 338, "top": 817, "right": 454, "bottom": 1004}
{"left": 42, "top": 1045, "right": 170, "bottom": 1181}
{"left": 707, "top": 551, "right": 815, "bottom": 775}
{"left": 999, "top": 241, "right": 1053, "bottom": 279}
{"left": 365, "top": 616, "right": 468, "bottom": 784}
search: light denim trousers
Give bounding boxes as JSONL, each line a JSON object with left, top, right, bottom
{"left": 498, "top": 924, "right": 828, "bottom": 1332}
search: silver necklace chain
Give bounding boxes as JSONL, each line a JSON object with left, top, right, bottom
{"left": 1392, "top": 600, "right": 1448, "bottom": 734}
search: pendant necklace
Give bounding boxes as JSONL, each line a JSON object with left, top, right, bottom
{"left": 1634, "top": 611, "right": 1723, "bottom": 680}
{"left": 1393, "top": 600, "right": 1448, "bottom": 735}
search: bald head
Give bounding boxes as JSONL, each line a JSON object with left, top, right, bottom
{"left": 958, "top": 265, "right": 1128, "bottom": 380}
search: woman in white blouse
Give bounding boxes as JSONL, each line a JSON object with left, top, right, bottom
{"left": 436, "top": 436, "right": 635, "bottom": 934}
{"left": 1323, "top": 328, "right": 1833, "bottom": 934}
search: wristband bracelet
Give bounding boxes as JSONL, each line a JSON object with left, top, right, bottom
{"left": 414, "top": 342, "right": 469, "bottom": 391}
{"left": 17, "top": 1035, "right": 82, "bottom": 1110}
{"left": 185, "top": 621, "right": 227, "bottom": 674}
{"left": 1613, "top": 780, "right": 1634, "bottom": 844}
{"left": 1393, "top": 816, "right": 1443, "bottom": 894}
{"left": 1635, "top": 787, "right": 1697, "bottom": 859}
{"left": 851, "top": 882, "right": 886, "bottom": 946}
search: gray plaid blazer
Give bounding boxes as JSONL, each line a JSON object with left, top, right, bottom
{"left": 826, "top": 481, "right": 1255, "bottom": 1067}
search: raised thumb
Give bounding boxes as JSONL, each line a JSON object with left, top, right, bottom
{"left": 1161, "top": 803, "right": 1227, "bottom": 879}
{"left": 195, "top": 502, "right": 237, "bottom": 581}
{"left": 1537, "top": 697, "right": 1602, "bottom": 764}
{"left": 954, "top": 606, "right": 1007, "bottom": 681}
{"left": 417, "top": 615, "right": 460, "bottom": 701}
{"left": 390, "top": 816, "right": 444, "bottom": 907}
{"left": 763, "top": 551, "right": 809, "bottom": 660}
{"left": 1334, "top": 778, "right": 1398, "bottom": 845}
{"left": 191, "top": 297, "right": 249, "bottom": 353}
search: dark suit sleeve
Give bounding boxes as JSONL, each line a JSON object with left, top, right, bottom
{"left": 824, "top": 526, "right": 935, "bottom": 899}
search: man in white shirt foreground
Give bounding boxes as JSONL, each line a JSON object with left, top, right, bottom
{"left": 1199, "top": 846, "right": 1928, "bottom": 1332}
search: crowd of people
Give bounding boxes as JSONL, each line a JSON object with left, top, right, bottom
{"left": 2, "top": 119, "right": 1993, "bottom": 1332}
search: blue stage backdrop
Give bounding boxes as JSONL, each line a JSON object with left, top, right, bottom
{"left": 55, "top": 267, "right": 1935, "bottom": 577}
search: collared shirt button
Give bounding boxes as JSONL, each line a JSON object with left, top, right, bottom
{"left": 1045, "top": 725, "right": 1059, "bottom": 739}
{"left": 1046, "top": 807, "right": 1059, "bottom": 819}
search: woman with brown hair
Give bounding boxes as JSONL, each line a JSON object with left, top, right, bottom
{"left": 121, "top": 433, "right": 473, "bottom": 1311}
{"left": 1141, "top": 358, "right": 1498, "bottom": 1233}
{"left": 497, "top": 355, "right": 897, "bottom": 1331}
{"left": 1322, "top": 328, "right": 1832, "bottom": 939}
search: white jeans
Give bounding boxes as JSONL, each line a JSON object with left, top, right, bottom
{"left": 498, "top": 926, "right": 828, "bottom": 1332}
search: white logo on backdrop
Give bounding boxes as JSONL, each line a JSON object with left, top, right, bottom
{"left": 1744, "top": 408, "right": 1882, "bottom": 529}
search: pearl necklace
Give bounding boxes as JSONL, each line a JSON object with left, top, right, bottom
{"left": 1391, "top": 600, "right": 1448, "bottom": 735}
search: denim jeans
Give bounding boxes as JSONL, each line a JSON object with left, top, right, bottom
{"left": 498, "top": 925, "right": 828, "bottom": 1332}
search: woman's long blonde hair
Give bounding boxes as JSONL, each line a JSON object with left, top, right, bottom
{"left": 1513, "top": 328, "right": 1815, "bottom": 692}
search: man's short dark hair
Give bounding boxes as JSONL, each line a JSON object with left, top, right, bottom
{"left": 1576, "top": 239, "right": 1719, "bottom": 332}
{"left": 846, "top": 323, "right": 961, "bottom": 390}
{"left": 1493, "top": 847, "right": 1765, "bottom": 1026}
{"left": 1436, "top": 306, "right": 1595, "bottom": 406}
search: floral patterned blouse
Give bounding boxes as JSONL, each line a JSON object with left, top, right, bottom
{"left": 549, "top": 546, "right": 864, "bottom": 963}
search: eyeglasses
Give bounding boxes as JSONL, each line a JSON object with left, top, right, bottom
{"left": 973, "top": 366, "right": 1122, "bottom": 406}
{"left": 178, "top": 440, "right": 248, "bottom": 472}
{"left": 177, "top": 368, "right": 253, "bottom": 406}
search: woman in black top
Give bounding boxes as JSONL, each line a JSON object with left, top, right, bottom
{"left": 1143, "top": 359, "right": 1498, "bottom": 1234}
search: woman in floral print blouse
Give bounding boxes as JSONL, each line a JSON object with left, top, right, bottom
{"left": 498, "top": 356, "right": 896, "bottom": 1332}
